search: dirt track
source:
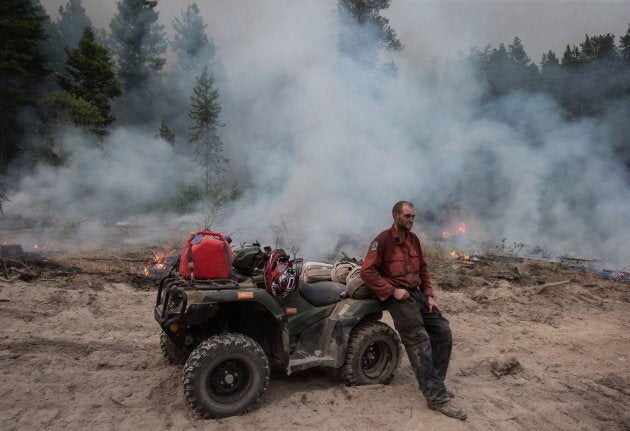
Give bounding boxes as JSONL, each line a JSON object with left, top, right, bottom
{"left": 1, "top": 248, "right": 629, "bottom": 431}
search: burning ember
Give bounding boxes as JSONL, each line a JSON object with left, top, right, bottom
{"left": 33, "top": 242, "right": 52, "bottom": 250}
{"left": 138, "top": 247, "right": 178, "bottom": 277}
{"left": 449, "top": 250, "right": 470, "bottom": 260}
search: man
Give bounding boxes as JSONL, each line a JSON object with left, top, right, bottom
{"left": 360, "top": 201, "right": 467, "bottom": 420}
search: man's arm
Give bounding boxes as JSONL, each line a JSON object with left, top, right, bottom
{"left": 360, "top": 239, "right": 396, "bottom": 301}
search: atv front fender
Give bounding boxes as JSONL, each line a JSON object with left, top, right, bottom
{"left": 287, "top": 297, "right": 385, "bottom": 374}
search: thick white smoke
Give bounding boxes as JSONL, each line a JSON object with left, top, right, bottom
{"left": 212, "top": 2, "right": 630, "bottom": 267}
{"left": 5, "top": 1, "right": 630, "bottom": 270}
{"left": 5, "top": 128, "right": 197, "bottom": 248}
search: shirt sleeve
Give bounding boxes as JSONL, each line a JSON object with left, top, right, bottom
{"left": 360, "top": 238, "right": 395, "bottom": 301}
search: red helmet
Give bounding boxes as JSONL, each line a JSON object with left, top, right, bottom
{"left": 264, "top": 249, "right": 301, "bottom": 298}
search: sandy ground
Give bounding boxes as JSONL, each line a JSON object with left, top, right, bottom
{"left": 0, "top": 247, "right": 629, "bottom": 431}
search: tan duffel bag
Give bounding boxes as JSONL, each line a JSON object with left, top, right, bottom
{"left": 331, "top": 262, "right": 357, "bottom": 284}
{"left": 346, "top": 266, "right": 373, "bottom": 299}
{"left": 300, "top": 261, "right": 334, "bottom": 283}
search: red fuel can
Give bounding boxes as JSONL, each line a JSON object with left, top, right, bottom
{"left": 179, "top": 231, "right": 233, "bottom": 280}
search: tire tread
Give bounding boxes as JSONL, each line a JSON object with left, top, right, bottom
{"left": 341, "top": 321, "right": 401, "bottom": 386}
{"left": 182, "top": 333, "right": 269, "bottom": 418}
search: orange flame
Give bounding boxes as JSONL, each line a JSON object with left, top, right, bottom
{"left": 442, "top": 222, "right": 469, "bottom": 239}
{"left": 449, "top": 250, "right": 470, "bottom": 260}
{"left": 33, "top": 242, "right": 52, "bottom": 250}
{"left": 139, "top": 248, "right": 176, "bottom": 276}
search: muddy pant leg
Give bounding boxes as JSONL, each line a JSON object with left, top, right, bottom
{"left": 386, "top": 294, "right": 448, "bottom": 404}
{"left": 417, "top": 291, "right": 453, "bottom": 380}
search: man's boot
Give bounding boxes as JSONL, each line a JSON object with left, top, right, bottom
{"left": 428, "top": 400, "right": 467, "bottom": 420}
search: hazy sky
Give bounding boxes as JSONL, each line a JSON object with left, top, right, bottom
{"left": 40, "top": 0, "right": 630, "bottom": 65}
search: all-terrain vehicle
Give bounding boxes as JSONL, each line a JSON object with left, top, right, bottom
{"left": 154, "top": 239, "right": 401, "bottom": 419}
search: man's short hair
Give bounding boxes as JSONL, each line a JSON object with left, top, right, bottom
{"left": 392, "top": 201, "right": 414, "bottom": 214}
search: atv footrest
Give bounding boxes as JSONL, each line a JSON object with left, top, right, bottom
{"left": 288, "top": 355, "right": 336, "bottom": 374}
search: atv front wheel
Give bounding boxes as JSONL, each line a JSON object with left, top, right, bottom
{"left": 342, "top": 321, "right": 401, "bottom": 386}
{"left": 183, "top": 333, "right": 270, "bottom": 418}
{"left": 160, "top": 332, "right": 191, "bottom": 365}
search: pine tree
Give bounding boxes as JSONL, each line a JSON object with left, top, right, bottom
{"left": 159, "top": 120, "right": 175, "bottom": 144}
{"left": 57, "top": 0, "right": 92, "bottom": 50}
{"left": 561, "top": 45, "right": 581, "bottom": 66}
{"left": 36, "top": 1, "right": 65, "bottom": 74}
{"left": 55, "top": 27, "right": 121, "bottom": 133}
{"left": 620, "top": 24, "right": 630, "bottom": 66}
{"left": 38, "top": 0, "right": 92, "bottom": 75}
{"left": 580, "top": 35, "right": 595, "bottom": 62}
{"left": 109, "top": 0, "right": 166, "bottom": 91}
{"left": 164, "top": 2, "right": 225, "bottom": 145}
{"left": 484, "top": 44, "right": 512, "bottom": 96}
{"left": 590, "top": 34, "right": 617, "bottom": 61}
{"left": 189, "top": 66, "right": 225, "bottom": 195}
{"left": 337, "top": 0, "right": 402, "bottom": 71}
{"left": 172, "top": 3, "right": 217, "bottom": 73}
{"left": 540, "top": 50, "right": 559, "bottom": 70}
{"left": 540, "top": 50, "right": 560, "bottom": 93}
{"left": 507, "top": 37, "right": 540, "bottom": 92}
{"left": 0, "top": 0, "right": 49, "bottom": 169}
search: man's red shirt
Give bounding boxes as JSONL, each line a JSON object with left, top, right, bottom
{"left": 360, "top": 225, "right": 433, "bottom": 301}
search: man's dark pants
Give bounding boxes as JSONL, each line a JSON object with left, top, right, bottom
{"left": 385, "top": 288, "right": 452, "bottom": 404}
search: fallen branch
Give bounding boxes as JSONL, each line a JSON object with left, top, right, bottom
{"left": 0, "top": 256, "right": 38, "bottom": 281}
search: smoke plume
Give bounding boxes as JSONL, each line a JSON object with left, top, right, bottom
{"left": 4, "top": 1, "right": 629, "bottom": 269}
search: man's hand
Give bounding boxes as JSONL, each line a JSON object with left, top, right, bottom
{"left": 393, "top": 288, "right": 409, "bottom": 300}
{"left": 427, "top": 295, "right": 442, "bottom": 314}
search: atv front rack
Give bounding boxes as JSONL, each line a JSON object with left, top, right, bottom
{"left": 156, "top": 273, "right": 241, "bottom": 324}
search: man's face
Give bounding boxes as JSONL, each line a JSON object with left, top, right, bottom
{"left": 394, "top": 204, "right": 416, "bottom": 232}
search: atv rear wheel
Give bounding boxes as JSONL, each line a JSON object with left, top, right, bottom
{"left": 183, "top": 333, "right": 270, "bottom": 418}
{"left": 341, "top": 321, "right": 401, "bottom": 386}
{"left": 160, "top": 332, "right": 191, "bottom": 365}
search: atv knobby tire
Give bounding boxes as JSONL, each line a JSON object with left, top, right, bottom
{"left": 341, "top": 321, "right": 401, "bottom": 386}
{"left": 183, "top": 333, "right": 270, "bottom": 418}
{"left": 160, "top": 332, "right": 191, "bottom": 365}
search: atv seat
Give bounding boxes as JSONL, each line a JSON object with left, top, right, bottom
{"left": 299, "top": 281, "right": 347, "bottom": 307}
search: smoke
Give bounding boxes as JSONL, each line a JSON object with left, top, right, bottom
{"left": 212, "top": 1, "right": 630, "bottom": 267}
{"left": 4, "top": 127, "right": 197, "bottom": 248}
{"left": 4, "top": 1, "right": 630, "bottom": 269}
